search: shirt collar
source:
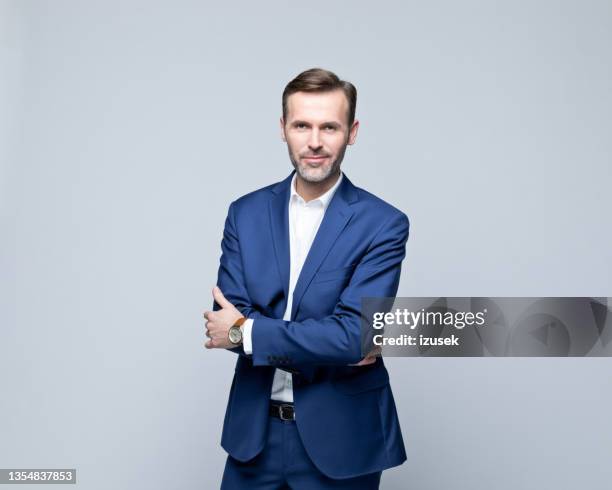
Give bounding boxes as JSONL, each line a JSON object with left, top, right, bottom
{"left": 290, "top": 171, "right": 344, "bottom": 209}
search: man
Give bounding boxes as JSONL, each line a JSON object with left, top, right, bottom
{"left": 204, "top": 68, "right": 409, "bottom": 489}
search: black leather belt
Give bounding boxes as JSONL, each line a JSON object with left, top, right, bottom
{"left": 269, "top": 401, "right": 295, "bottom": 421}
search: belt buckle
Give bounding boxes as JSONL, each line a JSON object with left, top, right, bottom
{"left": 279, "top": 404, "right": 294, "bottom": 421}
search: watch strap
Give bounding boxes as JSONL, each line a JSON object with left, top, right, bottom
{"left": 233, "top": 316, "right": 246, "bottom": 328}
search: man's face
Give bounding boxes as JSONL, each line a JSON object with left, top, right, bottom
{"left": 281, "top": 89, "right": 359, "bottom": 184}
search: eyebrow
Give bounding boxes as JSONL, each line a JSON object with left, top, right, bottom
{"left": 291, "top": 120, "right": 342, "bottom": 128}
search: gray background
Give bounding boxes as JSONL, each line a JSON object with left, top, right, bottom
{"left": 1, "top": 0, "right": 611, "bottom": 489}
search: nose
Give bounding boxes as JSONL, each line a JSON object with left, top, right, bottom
{"left": 308, "top": 129, "right": 322, "bottom": 151}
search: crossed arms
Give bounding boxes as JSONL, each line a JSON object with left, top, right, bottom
{"left": 208, "top": 200, "right": 409, "bottom": 367}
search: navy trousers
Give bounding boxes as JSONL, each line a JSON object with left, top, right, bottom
{"left": 220, "top": 415, "right": 382, "bottom": 489}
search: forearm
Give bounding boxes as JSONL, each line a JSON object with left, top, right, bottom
{"left": 224, "top": 309, "right": 326, "bottom": 375}
{"left": 235, "top": 315, "right": 309, "bottom": 374}
{"left": 251, "top": 313, "right": 362, "bottom": 366}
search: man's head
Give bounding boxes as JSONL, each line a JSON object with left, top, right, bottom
{"left": 281, "top": 68, "right": 359, "bottom": 185}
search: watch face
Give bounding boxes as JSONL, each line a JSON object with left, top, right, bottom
{"left": 229, "top": 326, "right": 242, "bottom": 344}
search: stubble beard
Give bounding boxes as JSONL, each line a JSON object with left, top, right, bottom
{"left": 288, "top": 143, "right": 348, "bottom": 184}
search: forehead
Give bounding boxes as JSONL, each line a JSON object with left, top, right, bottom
{"left": 285, "top": 89, "right": 348, "bottom": 124}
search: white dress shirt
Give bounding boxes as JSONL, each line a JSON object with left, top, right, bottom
{"left": 242, "top": 171, "right": 344, "bottom": 402}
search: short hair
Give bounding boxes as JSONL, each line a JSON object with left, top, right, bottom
{"left": 282, "top": 68, "right": 357, "bottom": 127}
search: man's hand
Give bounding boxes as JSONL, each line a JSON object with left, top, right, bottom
{"left": 349, "top": 345, "right": 382, "bottom": 366}
{"left": 203, "top": 286, "right": 244, "bottom": 349}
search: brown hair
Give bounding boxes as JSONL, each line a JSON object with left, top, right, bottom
{"left": 282, "top": 68, "right": 357, "bottom": 128}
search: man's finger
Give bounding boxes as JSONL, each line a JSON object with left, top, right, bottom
{"left": 365, "top": 345, "right": 382, "bottom": 358}
{"left": 205, "top": 339, "right": 214, "bottom": 349}
{"left": 354, "top": 356, "right": 376, "bottom": 366}
{"left": 212, "top": 286, "right": 232, "bottom": 309}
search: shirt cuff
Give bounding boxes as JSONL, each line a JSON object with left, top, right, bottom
{"left": 242, "top": 318, "right": 254, "bottom": 354}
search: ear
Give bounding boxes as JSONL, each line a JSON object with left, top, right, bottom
{"left": 280, "top": 117, "right": 287, "bottom": 142}
{"left": 348, "top": 119, "right": 359, "bottom": 145}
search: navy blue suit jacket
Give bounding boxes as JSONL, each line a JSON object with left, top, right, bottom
{"left": 214, "top": 171, "right": 409, "bottom": 479}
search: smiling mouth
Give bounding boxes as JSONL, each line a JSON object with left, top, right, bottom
{"left": 302, "top": 156, "right": 328, "bottom": 161}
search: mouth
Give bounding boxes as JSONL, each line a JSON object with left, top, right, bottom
{"left": 302, "top": 156, "right": 328, "bottom": 163}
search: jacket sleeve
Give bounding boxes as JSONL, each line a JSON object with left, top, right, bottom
{"left": 250, "top": 211, "right": 410, "bottom": 366}
{"left": 213, "top": 201, "right": 312, "bottom": 374}
{"left": 213, "top": 201, "right": 259, "bottom": 358}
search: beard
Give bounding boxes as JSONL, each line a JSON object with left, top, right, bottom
{"left": 288, "top": 143, "right": 348, "bottom": 184}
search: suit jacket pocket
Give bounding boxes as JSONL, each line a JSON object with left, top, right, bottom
{"left": 332, "top": 363, "right": 390, "bottom": 395}
{"left": 313, "top": 264, "right": 356, "bottom": 284}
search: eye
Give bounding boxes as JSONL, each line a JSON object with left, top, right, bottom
{"left": 324, "top": 125, "right": 337, "bottom": 131}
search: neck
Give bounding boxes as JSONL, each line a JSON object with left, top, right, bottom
{"left": 295, "top": 170, "right": 341, "bottom": 202}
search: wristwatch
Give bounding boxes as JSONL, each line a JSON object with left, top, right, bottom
{"left": 228, "top": 316, "right": 246, "bottom": 345}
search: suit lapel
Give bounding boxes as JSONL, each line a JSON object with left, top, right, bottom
{"left": 268, "top": 171, "right": 358, "bottom": 321}
{"left": 268, "top": 173, "right": 293, "bottom": 304}
{"left": 290, "top": 175, "right": 356, "bottom": 320}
